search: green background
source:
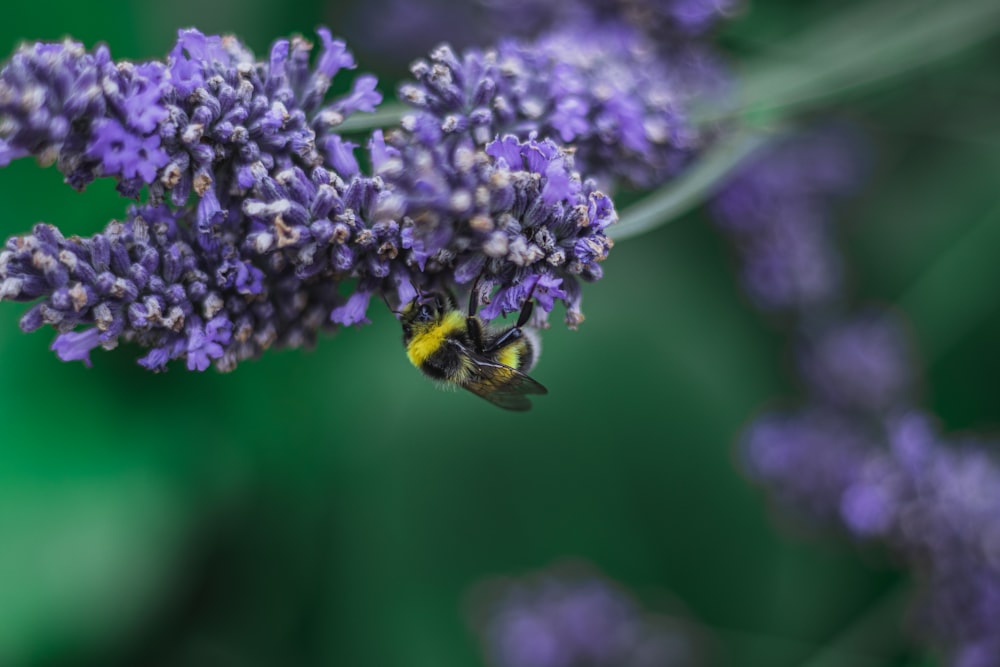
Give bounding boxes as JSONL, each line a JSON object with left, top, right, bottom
{"left": 0, "top": 1, "right": 998, "bottom": 665}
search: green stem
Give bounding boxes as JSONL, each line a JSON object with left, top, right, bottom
{"left": 795, "top": 583, "right": 912, "bottom": 667}
{"left": 711, "top": 0, "right": 1000, "bottom": 124}
{"left": 609, "top": 127, "right": 773, "bottom": 241}
{"left": 337, "top": 102, "right": 409, "bottom": 133}
{"left": 894, "top": 199, "right": 1000, "bottom": 366}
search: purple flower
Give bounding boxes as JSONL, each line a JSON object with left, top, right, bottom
{"left": 0, "top": 24, "right": 623, "bottom": 369}
{"left": 86, "top": 118, "right": 169, "bottom": 183}
{"left": 711, "top": 126, "right": 868, "bottom": 311}
{"left": 50, "top": 328, "right": 102, "bottom": 367}
{"left": 470, "top": 565, "right": 704, "bottom": 667}
{"left": 743, "top": 403, "right": 1000, "bottom": 665}
{"left": 797, "top": 312, "right": 917, "bottom": 414}
{"left": 374, "top": 128, "right": 616, "bottom": 326}
{"left": 346, "top": 0, "right": 737, "bottom": 68}
{"left": 0, "top": 28, "right": 381, "bottom": 213}
{"left": 398, "top": 20, "right": 698, "bottom": 189}
{"left": 0, "top": 201, "right": 347, "bottom": 371}
{"left": 742, "top": 409, "right": 878, "bottom": 527}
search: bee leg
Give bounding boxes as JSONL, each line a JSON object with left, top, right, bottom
{"left": 483, "top": 283, "right": 538, "bottom": 354}
{"left": 467, "top": 313, "right": 486, "bottom": 350}
{"left": 465, "top": 271, "right": 488, "bottom": 349}
{"left": 514, "top": 297, "right": 534, "bottom": 329}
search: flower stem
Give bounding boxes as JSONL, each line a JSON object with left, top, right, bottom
{"left": 337, "top": 102, "right": 410, "bottom": 133}
{"left": 710, "top": 0, "right": 1000, "bottom": 125}
{"left": 794, "top": 582, "right": 912, "bottom": 667}
{"left": 610, "top": 126, "right": 773, "bottom": 241}
{"left": 895, "top": 199, "right": 1000, "bottom": 366}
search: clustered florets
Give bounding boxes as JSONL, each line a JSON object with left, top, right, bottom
{"left": 0, "top": 29, "right": 380, "bottom": 221}
{"left": 398, "top": 20, "right": 698, "bottom": 190}
{"left": 0, "top": 28, "right": 396, "bottom": 370}
{"left": 374, "top": 126, "right": 616, "bottom": 327}
{"left": 0, "top": 18, "right": 635, "bottom": 370}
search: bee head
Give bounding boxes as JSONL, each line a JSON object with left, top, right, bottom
{"left": 400, "top": 291, "right": 451, "bottom": 340}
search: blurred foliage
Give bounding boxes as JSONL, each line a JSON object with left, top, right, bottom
{"left": 0, "top": 1, "right": 997, "bottom": 666}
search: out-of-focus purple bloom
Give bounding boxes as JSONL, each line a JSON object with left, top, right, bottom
{"left": 736, "top": 215, "right": 843, "bottom": 310}
{"left": 742, "top": 409, "right": 878, "bottom": 527}
{"left": 0, "top": 28, "right": 381, "bottom": 214}
{"left": 722, "top": 121, "right": 1000, "bottom": 664}
{"left": 798, "top": 311, "right": 917, "bottom": 414}
{"left": 398, "top": 20, "right": 699, "bottom": 189}
{"left": 374, "top": 128, "right": 616, "bottom": 327}
{"left": 744, "top": 404, "right": 1000, "bottom": 665}
{"left": 711, "top": 126, "right": 867, "bottom": 311}
{"left": 469, "top": 565, "right": 705, "bottom": 667}
{"left": 503, "top": 0, "right": 740, "bottom": 39}
{"left": 346, "top": 0, "right": 737, "bottom": 68}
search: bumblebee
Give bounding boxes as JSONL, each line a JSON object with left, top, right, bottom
{"left": 398, "top": 286, "right": 547, "bottom": 411}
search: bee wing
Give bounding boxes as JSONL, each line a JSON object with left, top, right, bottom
{"left": 452, "top": 341, "right": 548, "bottom": 411}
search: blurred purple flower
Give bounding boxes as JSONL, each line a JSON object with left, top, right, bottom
{"left": 744, "top": 403, "right": 1000, "bottom": 664}
{"left": 797, "top": 311, "right": 917, "bottom": 414}
{"left": 711, "top": 126, "right": 868, "bottom": 311}
{"left": 470, "top": 565, "right": 705, "bottom": 667}
{"left": 346, "top": 0, "right": 737, "bottom": 68}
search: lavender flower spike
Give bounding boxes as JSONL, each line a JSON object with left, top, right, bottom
{"left": 398, "top": 19, "right": 698, "bottom": 189}
{"left": 710, "top": 126, "right": 867, "bottom": 311}
{"left": 0, "top": 28, "right": 381, "bottom": 215}
{"left": 374, "top": 126, "right": 617, "bottom": 328}
{"left": 0, "top": 129, "right": 615, "bottom": 369}
{"left": 0, "top": 183, "right": 368, "bottom": 372}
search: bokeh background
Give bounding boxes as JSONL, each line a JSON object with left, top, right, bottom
{"left": 0, "top": 1, "right": 998, "bottom": 666}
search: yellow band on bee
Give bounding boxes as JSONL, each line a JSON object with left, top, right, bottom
{"left": 406, "top": 310, "right": 466, "bottom": 368}
{"left": 496, "top": 341, "right": 522, "bottom": 369}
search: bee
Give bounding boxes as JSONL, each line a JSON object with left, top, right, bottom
{"left": 397, "top": 284, "right": 548, "bottom": 411}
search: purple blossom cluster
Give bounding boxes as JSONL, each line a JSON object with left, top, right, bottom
{"left": 0, "top": 20, "right": 630, "bottom": 369}
{"left": 744, "top": 406, "right": 1000, "bottom": 667}
{"left": 717, "top": 128, "right": 1000, "bottom": 666}
{"left": 398, "top": 20, "right": 699, "bottom": 189}
{"left": 1, "top": 199, "right": 345, "bottom": 371}
{"left": 479, "top": 0, "right": 738, "bottom": 42}
{"left": 469, "top": 565, "right": 704, "bottom": 667}
{"left": 0, "top": 127, "right": 615, "bottom": 368}
{"left": 347, "top": 0, "right": 736, "bottom": 69}
{"left": 0, "top": 28, "right": 380, "bottom": 218}
{"left": 0, "top": 29, "right": 389, "bottom": 370}
{"left": 374, "top": 128, "right": 616, "bottom": 327}
{"left": 710, "top": 127, "right": 866, "bottom": 311}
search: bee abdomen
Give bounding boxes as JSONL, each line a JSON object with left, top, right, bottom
{"left": 520, "top": 328, "right": 541, "bottom": 372}
{"left": 420, "top": 342, "right": 469, "bottom": 382}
